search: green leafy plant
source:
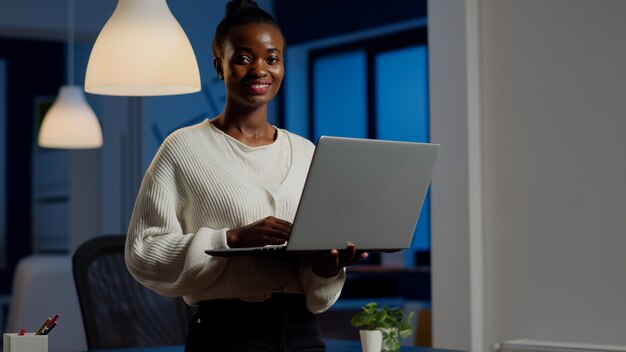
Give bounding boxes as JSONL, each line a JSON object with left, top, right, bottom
{"left": 350, "top": 302, "right": 414, "bottom": 351}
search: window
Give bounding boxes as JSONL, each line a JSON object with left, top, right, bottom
{"left": 312, "top": 51, "right": 367, "bottom": 140}
{"left": 308, "top": 28, "right": 429, "bottom": 267}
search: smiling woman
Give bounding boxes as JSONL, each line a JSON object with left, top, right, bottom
{"left": 123, "top": 1, "right": 369, "bottom": 351}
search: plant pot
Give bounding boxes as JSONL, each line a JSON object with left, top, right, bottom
{"left": 359, "top": 329, "right": 383, "bottom": 352}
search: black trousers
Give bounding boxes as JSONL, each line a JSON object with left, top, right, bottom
{"left": 185, "top": 294, "right": 326, "bottom": 352}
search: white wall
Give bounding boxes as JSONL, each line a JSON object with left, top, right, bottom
{"left": 428, "top": 0, "right": 475, "bottom": 350}
{"left": 481, "top": 0, "right": 626, "bottom": 347}
{"left": 430, "top": 0, "right": 626, "bottom": 350}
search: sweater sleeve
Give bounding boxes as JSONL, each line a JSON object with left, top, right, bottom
{"left": 125, "top": 151, "right": 230, "bottom": 297}
{"left": 299, "top": 262, "right": 346, "bottom": 313}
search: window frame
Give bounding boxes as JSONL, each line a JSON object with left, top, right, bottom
{"left": 307, "top": 27, "right": 428, "bottom": 141}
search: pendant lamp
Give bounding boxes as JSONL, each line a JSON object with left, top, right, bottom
{"left": 84, "top": 0, "right": 201, "bottom": 96}
{"left": 38, "top": 0, "right": 103, "bottom": 149}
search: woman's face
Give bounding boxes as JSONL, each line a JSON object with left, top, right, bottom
{"left": 215, "top": 23, "right": 285, "bottom": 110}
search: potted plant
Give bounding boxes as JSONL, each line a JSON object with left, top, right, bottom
{"left": 350, "top": 302, "right": 414, "bottom": 351}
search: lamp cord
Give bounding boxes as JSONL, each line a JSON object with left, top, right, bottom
{"left": 67, "top": 0, "right": 75, "bottom": 86}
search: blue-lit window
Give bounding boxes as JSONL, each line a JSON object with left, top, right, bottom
{"left": 308, "top": 28, "right": 429, "bottom": 267}
{"left": 375, "top": 45, "right": 429, "bottom": 143}
{"left": 375, "top": 45, "right": 430, "bottom": 253}
{"left": 312, "top": 51, "right": 367, "bottom": 141}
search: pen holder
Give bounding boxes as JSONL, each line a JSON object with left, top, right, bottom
{"left": 3, "top": 333, "right": 48, "bottom": 352}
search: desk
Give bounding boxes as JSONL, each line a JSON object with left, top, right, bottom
{"left": 90, "top": 339, "right": 465, "bottom": 352}
{"left": 325, "top": 339, "right": 464, "bottom": 351}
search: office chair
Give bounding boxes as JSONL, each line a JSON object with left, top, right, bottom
{"left": 72, "top": 235, "right": 192, "bottom": 350}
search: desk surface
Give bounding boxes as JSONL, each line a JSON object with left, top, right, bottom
{"left": 90, "top": 339, "right": 464, "bottom": 352}
{"left": 325, "top": 339, "right": 464, "bottom": 351}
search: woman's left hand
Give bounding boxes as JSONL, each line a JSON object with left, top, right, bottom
{"left": 304, "top": 243, "right": 369, "bottom": 278}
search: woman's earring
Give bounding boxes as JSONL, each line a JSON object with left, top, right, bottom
{"left": 217, "top": 72, "right": 223, "bottom": 80}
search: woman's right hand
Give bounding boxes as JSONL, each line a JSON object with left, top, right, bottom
{"left": 226, "top": 216, "right": 292, "bottom": 248}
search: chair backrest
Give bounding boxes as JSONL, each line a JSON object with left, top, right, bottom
{"left": 72, "top": 235, "right": 192, "bottom": 350}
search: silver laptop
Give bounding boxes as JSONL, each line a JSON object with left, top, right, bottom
{"left": 205, "top": 136, "right": 439, "bottom": 257}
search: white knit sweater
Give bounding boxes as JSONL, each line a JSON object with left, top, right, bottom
{"left": 125, "top": 119, "right": 345, "bottom": 313}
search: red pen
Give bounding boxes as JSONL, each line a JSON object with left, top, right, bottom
{"left": 47, "top": 313, "right": 60, "bottom": 328}
{"left": 41, "top": 313, "right": 60, "bottom": 335}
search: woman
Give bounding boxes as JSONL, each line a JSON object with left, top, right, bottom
{"left": 125, "top": 1, "right": 367, "bottom": 351}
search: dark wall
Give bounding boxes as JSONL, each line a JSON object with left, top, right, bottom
{"left": 274, "top": 0, "right": 427, "bottom": 44}
{"left": 0, "top": 38, "right": 64, "bottom": 293}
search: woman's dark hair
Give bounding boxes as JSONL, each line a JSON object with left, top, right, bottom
{"left": 213, "top": 0, "right": 283, "bottom": 58}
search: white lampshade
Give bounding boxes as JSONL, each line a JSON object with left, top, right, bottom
{"left": 84, "top": 0, "right": 201, "bottom": 96}
{"left": 38, "top": 86, "right": 103, "bottom": 149}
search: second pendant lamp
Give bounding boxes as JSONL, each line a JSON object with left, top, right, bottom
{"left": 38, "top": 0, "right": 103, "bottom": 149}
{"left": 85, "top": 0, "right": 201, "bottom": 96}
